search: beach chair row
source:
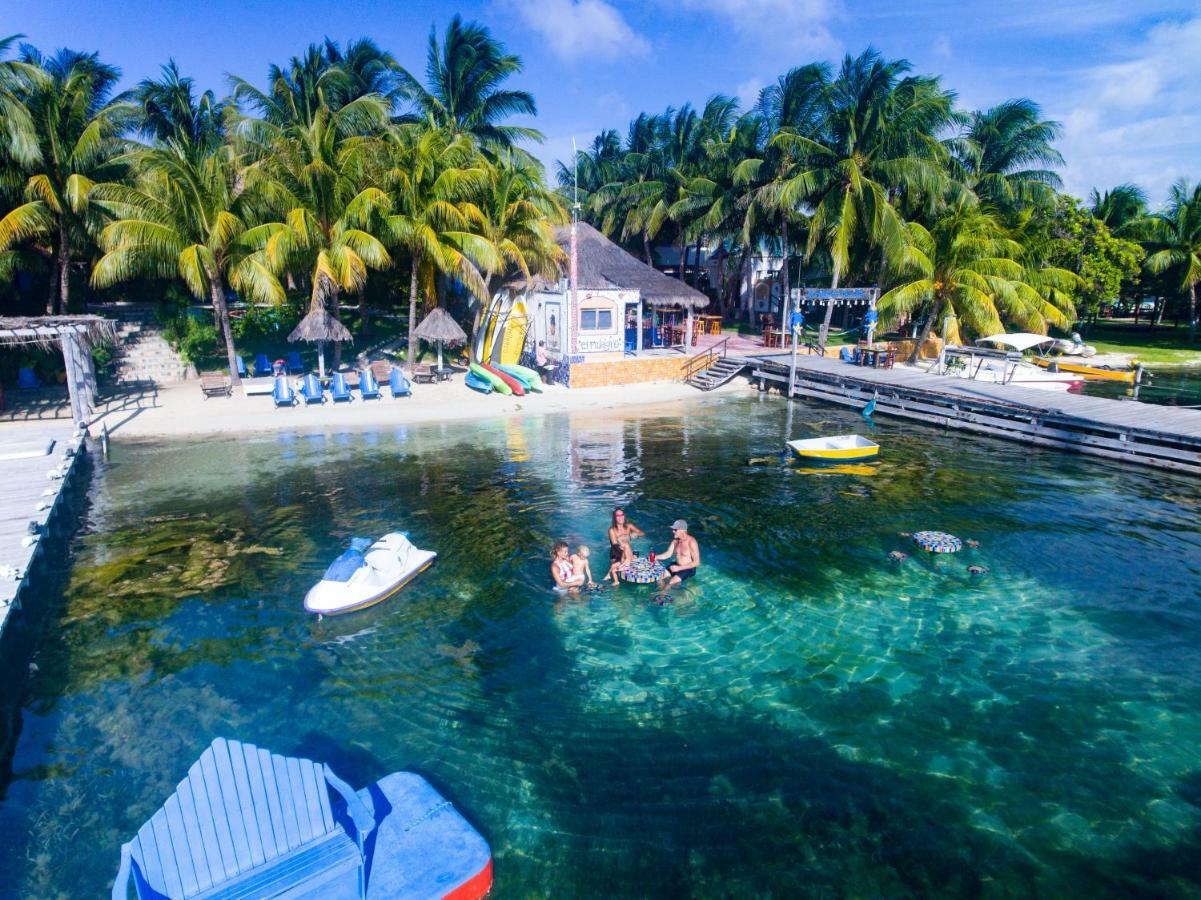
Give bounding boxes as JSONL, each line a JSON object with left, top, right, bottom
{"left": 272, "top": 368, "right": 413, "bottom": 406}
{"left": 237, "top": 352, "right": 305, "bottom": 379}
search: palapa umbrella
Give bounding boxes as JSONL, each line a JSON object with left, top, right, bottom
{"left": 413, "top": 306, "right": 467, "bottom": 371}
{"left": 288, "top": 308, "right": 352, "bottom": 378}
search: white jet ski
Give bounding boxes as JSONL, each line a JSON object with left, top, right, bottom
{"left": 305, "top": 532, "right": 436, "bottom": 615}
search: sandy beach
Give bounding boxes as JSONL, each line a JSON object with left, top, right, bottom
{"left": 90, "top": 376, "right": 749, "bottom": 440}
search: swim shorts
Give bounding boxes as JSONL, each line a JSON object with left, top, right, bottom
{"left": 674, "top": 567, "right": 696, "bottom": 582}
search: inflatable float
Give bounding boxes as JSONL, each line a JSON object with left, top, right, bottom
{"left": 305, "top": 533, "right": 436, "bottom": 615}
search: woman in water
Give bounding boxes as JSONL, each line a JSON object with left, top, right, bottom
{"left": 551, "top": 541, "right": 585, "bottom": 591}
{"left": 607, "top": 509, "right": 645, "bottom": 585}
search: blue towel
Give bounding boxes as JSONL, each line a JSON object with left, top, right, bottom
{"left": 330, "top": 372, "right": 352, "bottom": 402}
{"left": 272, "top": 376, "right": 295, "bottom": 407}
{"left": 359, "top": 369, "right": 381, "bottom": 399}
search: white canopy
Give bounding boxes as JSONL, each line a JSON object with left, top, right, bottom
{"left": 975, "top": 333, "right": 1057, "bottom": 352}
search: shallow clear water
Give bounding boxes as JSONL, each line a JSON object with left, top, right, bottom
{"left": 1083, "top": 368, "right": 1201, "bottom": 406}
{"left": 2, "top": 396, "right": 1201, "bottom": 897}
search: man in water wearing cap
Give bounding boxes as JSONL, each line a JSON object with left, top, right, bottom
{"left": 657, "top": 520, "right": 700, "bottom": 586}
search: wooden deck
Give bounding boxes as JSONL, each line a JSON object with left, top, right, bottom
{"left": 752, "top": 353, "right": 1201, "bottom": 475}
{"left": 0, "top": 423, "right": 87, "bottom": 630}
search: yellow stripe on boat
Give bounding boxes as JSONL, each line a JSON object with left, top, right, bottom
{"left": 1031, "top": 358, "right": 1135, "bottom": 382}
{"left": 322, "top": 560, "right": 434, "bottom": 616}
{"left": 787, "top": 434, "right": 880, "bottom": 462}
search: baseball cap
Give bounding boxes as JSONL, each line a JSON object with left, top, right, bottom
{"left": 671, "top": 519, "right": 688, "bottom": 531}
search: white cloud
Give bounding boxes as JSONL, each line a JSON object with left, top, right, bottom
{"left": 678, "top": 0, "right": 840, "bottom": 57}
{"left": 1055, "top": 16, "right": 1201, "bottom": 203}
{"left": 735, "top": 77, "right": 765, "bottom": 110}
{"left": 504, "top": 0, "right": 650, "bottom": 61}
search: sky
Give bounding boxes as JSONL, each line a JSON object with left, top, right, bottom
{"left": 7, "top": 0, "right": 1200, "bottom": 206}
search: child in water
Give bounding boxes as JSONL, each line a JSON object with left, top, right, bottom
{"left": 571, "top": 546, "right": 597, "bottom": 589}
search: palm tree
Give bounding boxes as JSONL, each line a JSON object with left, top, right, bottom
{"left": 770, "top": 49, "right": 954, "bottom": 345}
{"left": 133, "top": 60, "right": 225, "bottom": 151}
{"left": 249, "top": 97, "right": 395, "bottom": 366}
{"left": 397, "top": 16, "right": 540, "bottom": 151}
{"left": 230, "top": 38, "right": 398, "bottom": 133}
{"left": 951, "top": 99, "right": 1062, "bottom": 211}
{"left": 879, "top": 196, "right": 1076, "bottom": 355}
{"left": 380, "top": 125, "right": 497, "bottom": 372}
{"left": 474, "top": 150, "right": 565, "bottom": 296}
{"left": 1090, "top": 183, "right": 1147, "bottom": 233}
{"left": 0, "top": 47, "right": 133, "bottom": 314}
{"left": 90, "top": 143, "right": 283, "bottom": 386}
{"left": 0, "top": 35, "right": 41, "bottom": 169}
{"left": 1136, "top": 180, "right": 1201, "bottom": 340}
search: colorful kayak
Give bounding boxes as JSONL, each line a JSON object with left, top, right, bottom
{"left": 497, "top": 363, "right": 543, "bottom": 393}
{"left": 469, "top": 362, "right": 511, "bottom": 395}
{"left": 465, "top": 371, "right": 494, "bottom": 394}
{"left": 481, "top": 362, "right": 525, "bottom": 396}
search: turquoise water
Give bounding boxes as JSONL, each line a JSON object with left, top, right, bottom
{"left": 2, "top": 396, "right": 1201, "bottom": 897}
{"left": 1083, "top": 367, "right": 1201, "bottom": 406}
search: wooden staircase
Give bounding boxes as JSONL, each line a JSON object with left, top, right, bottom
{"left": 683, "top": 338, "right": 749, "bottom": 391}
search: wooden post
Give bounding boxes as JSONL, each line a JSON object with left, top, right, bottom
{"left": 685, "top": 306, "right": 694, "bottom": 352}
{"left": 61, "top": 332, "right": 84, "bottom": 425}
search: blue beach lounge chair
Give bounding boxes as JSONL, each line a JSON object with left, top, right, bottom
{"left": 358, "top": 368, "right": 381, "bottom": 400}
{"left": 254, "top": 353, "right": 273, "bottom": 377}
{"left": 330, "top": 372, "right": 353, "bottom": 402}
{"left": 839, "top": 346, "right": 855, "bottom": 363}
{"left": 111, "top": 736, "right": 494, "bottom": 900}
{"left": 17, "top": 367, "right": 42, "bottom": 390}
{"left": 287, "top": 351, "right": 304, "bottom": 374}
{"left": 389, "top": 368, "right": 412, "bottom": 398}
{"left": 300, "top": 373, "right": 324, "bottom": 405}
{"left": 236, "top": 355, "right": 248, "bottom": 379}
{"left": 272, "top": 375, "right": 296, "bottom": 407}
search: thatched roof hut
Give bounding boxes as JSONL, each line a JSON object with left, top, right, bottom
{"left": 0, "top": 315, "right": 117, "bottom": 350}
{"left": 554, "top": 222, "right": 710, "bottom": 310}
{"left": 288, "top": 309, "right": 352, "bottom": 345}
{"left": 413, "top": 307, "right": 467, "bottom": 346}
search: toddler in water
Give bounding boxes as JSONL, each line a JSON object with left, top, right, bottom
{"left": 571, "top": 546, "right": 597, "bottom": 589}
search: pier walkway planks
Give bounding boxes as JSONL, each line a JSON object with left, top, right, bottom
{"left": 752, "top": 353, "right": 1201, "bottom": 475}
{"left": 0, "top": 423, "right": 86, "bottom": 631}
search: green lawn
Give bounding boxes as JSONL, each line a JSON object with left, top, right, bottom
{"left": 1083, "top": 321, "right": 1201, "bottom": 366}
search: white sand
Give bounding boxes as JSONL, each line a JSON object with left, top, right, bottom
{"left": 96, "top": 376, "right": 749, "bottom": 439}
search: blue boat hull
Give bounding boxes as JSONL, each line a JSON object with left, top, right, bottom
{"left": 465, "top": 372, "right": 493, "bottom": 394}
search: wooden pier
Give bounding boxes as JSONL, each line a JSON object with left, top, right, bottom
{"left": 752, "top": 353, "right": 1201, "bottom": 475}
{"left": 0, "top": 423, "right": 88, "bottom": 634}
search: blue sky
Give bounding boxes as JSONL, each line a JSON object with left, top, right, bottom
{"left": 8, "top": 0, "right": 1200, "bottom": 205}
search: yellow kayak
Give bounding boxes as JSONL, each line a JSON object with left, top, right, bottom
{"left": 1032, "top": 358, "right": 1135, "bottom": 382}
{"left": 787, "top": 434, "right": 880, "bottom": 462}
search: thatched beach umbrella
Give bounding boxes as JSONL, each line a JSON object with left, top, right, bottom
{"left": 413, "top": 307, "right": 467, "bottom": 370}
{"left": 288, "top": 308, "right": 352, "bottom": 378}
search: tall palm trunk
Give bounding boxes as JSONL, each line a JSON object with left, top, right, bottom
{"left": 909, "top": 295, "right": 943, "bottom": 364}
{"left": 739, "top": 243, "right": 749, "bottom": 329}
{"left": 642, "top": 228, "right": 652, "bottom": 265}
{"left": 817, "top": 269, "right": 840, "bottom": 351}
{"left": 45, "top": 251, "right": 57, "bottom": 315}
{"left": 330, "top": 286, "right": 342, "bottom": 369}
{"left": 715, "top": 243, "right": 727, "bottom": 318}
{"left": 407, "top": 254, "right": 420, "bottom": 374}
{"left": 1190, "top": 282, "right": 1197, "bottom": 342}
{"left": 677, "top": 239, "right": 686, "bottom": 281}
{"left": 208, "top": 271, "right": 241, "bottom": 388}
{"left": 780, "top": 216, "right": 790, "bottom": 326}
{"left": 55, "top": 223, "right": 70, "bottom": 314}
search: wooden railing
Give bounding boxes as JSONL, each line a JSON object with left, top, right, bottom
{"left": 681, "top": 336, "right": 731, "bottom": 382}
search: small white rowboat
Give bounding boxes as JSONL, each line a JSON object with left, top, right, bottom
{"left": 787, "top": 434, "right": 880, "bottom": 462}
{"left": 305, "top": 532, "right": 436, "bottom": 615}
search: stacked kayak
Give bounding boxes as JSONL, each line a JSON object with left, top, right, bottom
{"left": 497, "top": 363, "right": 544, "bottom": 393}
{"left": 470, "top": 362, "right": 512, "bottom": 395}
{"left": 465, "top": 370, "right": 493, "bottom": 394}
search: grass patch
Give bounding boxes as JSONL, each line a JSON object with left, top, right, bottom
{"left": 1084, "top": 321, "right": 1201, "bottom": 366}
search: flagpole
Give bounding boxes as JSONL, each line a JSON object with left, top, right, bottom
{"left": 570, "top": 137, "right": 580, "bottom": 358}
